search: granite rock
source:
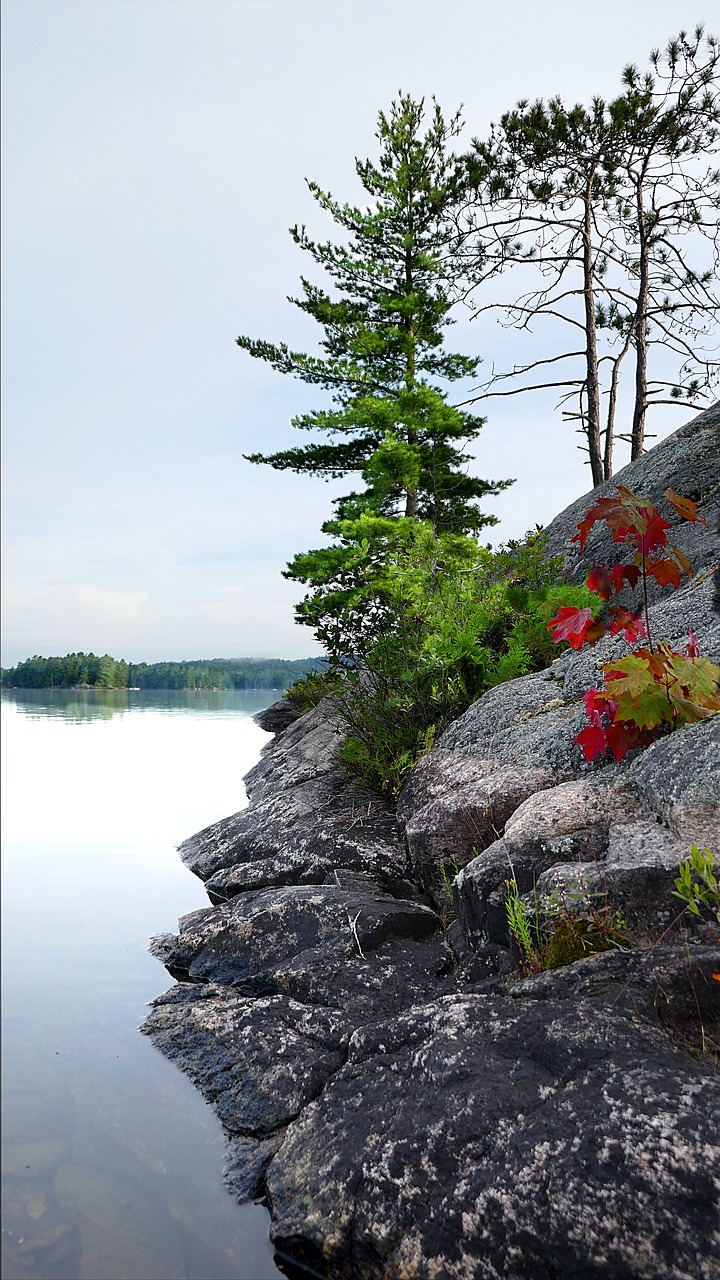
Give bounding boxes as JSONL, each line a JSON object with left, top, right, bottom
{"left": 145, "top": 405, "right": 720, "bottom": 1279}
{"left": 266, "top": 948, "right": 720, "bottom": 1280}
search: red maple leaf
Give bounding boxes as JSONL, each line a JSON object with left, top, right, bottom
{"left": 636, "top": 508, "right": 672, "bottom": 556}
{"left": 582, "top": 688, "right": 617, "bottom": 720}
{"left": 647, "top": 557, "right": 683, "bottom": 590}
{"left": 572, "top": 497, "right": 620, "bottom": 551}
{"left": 587, "top": 565, "right": 613, "bottom": 600}
{"left": 607, "top": 606, "right": 646, "bottom": 643}
{"left": 605, "top": 720, "right": 659, "bottom": 761}
{"left": 610, "top": 564, "right": 640, "bottom": 592}
{"left": 575, "top": 723, "right": 609, "bottom": 762}
{"left": 665, "top": 489, "right": 708, "bottom": 526}
{"left": 547, "top": 606, "right": 598, "bottom": 649}
{"left": 603, "top": 722, "right": 632, "bottom": 762}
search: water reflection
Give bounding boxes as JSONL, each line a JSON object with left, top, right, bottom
{"left": 1, "top": 689, "right": 283, "bottom": 1280}
{"left": 2, "top": 687, "right": 282, "bottom": 722}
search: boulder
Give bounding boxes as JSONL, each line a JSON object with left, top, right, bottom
{"left": 253, "top": 699, "right": 301, "bottom": 734}
{"left": 396, "top": 750, "right": 555, "bottom": 899}
{"left": 543, "top": 400, "right": 720, "bottom": 598}
{"left": 455, "top": 717, "right": 719, "bottom": 964}
{"left": 266, "top": 948, "right": 720, "bottom": 1280}
{"left": 150, "top": 882, "right": 460, "bottom": 1024}
{"left": 143, "top": 985, "right": 349, "bottom": 1200}
{"left": 178, "top": 700, "right": 413, "bottom": 900}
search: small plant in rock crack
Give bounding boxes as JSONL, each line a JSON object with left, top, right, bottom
{"left": 440, "top": 854, "right": 462, "bottom": 902}
{"left": 547, "top": 486, "right": 720, "bottom": 763}
{"left": 673, "top": 845, "right": 720, "bottom": 949}
{"left": 438, "top": 855, "right": 462, "bottom": 932}
{"left": 504, "top": 877, "right": 545, "bottom": 974}
{"left": 505, "top": 870, "right": 629, "bottom": 975}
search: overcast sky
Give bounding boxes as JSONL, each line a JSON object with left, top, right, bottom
{"left": 2, "top": 0, "right": 714, "bottom": 665}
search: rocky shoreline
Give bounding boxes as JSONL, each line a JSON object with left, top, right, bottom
{"left": 143, "top": 403, "right": 720, "bottom": 1279}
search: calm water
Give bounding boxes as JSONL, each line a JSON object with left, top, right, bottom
{"left": 1, "top": 688, "right": 285, "bottom": 1280}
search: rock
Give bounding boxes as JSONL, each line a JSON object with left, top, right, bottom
{"left": 253, "top": 699, "right": 301, "bottom": 734}
{"left": 543, "top": 400, "right": 720, "bottom": 599}
{"left": 224, "top": 1134, "right": 286, "bottom": 1203}
{"left": 618, "top": 714, "right": 720, "bottom": 849}
{"left": 54, "top": 1162, "right": 186, "bottom": 1280}
{"left": 150, "top": 883, "right": 460, "bottom": 1023}
{"left": 146, "top": 406, "right": 720, "bottom": 1279}
{"left": 0, "top": 1182, "right": 79, "bottom": 1277}
{"left": 180, "top": 769, "right": 409, "bottom": 900}
{"left": 396, "top": 750, "right": 555, "bottom": 900}
{"left": 454, "top": 717, "right": 719, "bottom": 964}
{"left": 244, "top": 697, "right": 343, "bottom": 798}
{"left": 143, "top": 986, "right": 349, "bottom": 1143}
{"left": 508, "top": 943, "right": 720, "bottom": 1046}
{"left": 178, "top": 701, "right": 414, "bottom": 901}
{"left": 266, "top": 950, "right": 720, "bottom": 1280}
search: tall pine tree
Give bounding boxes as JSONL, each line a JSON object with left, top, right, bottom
{"left": 237, "top": 96, "right": 511, "bottom": 635}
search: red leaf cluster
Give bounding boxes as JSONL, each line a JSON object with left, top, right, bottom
{"left": 546, "top": 485, "right": 719, "bottom": 763}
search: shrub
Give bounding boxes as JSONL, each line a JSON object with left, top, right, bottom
{"left": 333, "top": 525, "right": 598, "bottom": 797}
{"left": 284, "top": 667, "right": 341, "bottom": 713}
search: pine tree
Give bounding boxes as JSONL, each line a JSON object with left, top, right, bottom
{"left": 462, "top": 27, "right": 719, "bottom": 483}
{"left": 236, "top": 96, "right": 511, "bottom": 632}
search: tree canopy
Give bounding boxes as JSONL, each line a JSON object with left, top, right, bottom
{"left": 237, "top": 95, "right": 512, "bottom": 645}
{"left": 460, "top": 25, "right": 719, "bottom": 485}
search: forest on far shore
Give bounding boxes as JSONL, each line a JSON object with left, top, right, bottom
{"left": 0, "top": 653, "right": 325, "bottom": 690}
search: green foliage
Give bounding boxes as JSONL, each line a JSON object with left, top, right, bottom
{"left": 1, "top": 654, "right": 324, "bottom": 691}
{"left": 504, "top": 870, "right": 629, "bottom": 975}
{"left": 504, "top": 877, "right": 545, "bottom": 975}
{"left": 284, "top": 668, "right": 342, "bottom": 713}
{"left": 237, "top": 95, "right": 512, "bottom": 632}
{"left": 673, "top": 845, "right": 720, "bottom": 944}
{"left": 1, "top": 652, "right": 130, "bottom": 689}
{"left": 331, "top": 525, "right": 593, "bottom": 797}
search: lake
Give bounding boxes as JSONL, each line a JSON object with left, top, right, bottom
{"left": 1, "top": 688, "right": 286, "bottom": 1280}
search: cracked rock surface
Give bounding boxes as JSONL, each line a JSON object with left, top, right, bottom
{"left": 144, "top": 404, "right": 720, "bottom": 1279}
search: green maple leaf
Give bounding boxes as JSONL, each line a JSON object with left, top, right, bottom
{"left": 665, "top": 653, "right": 720, "bottom": 706}
{"left": 615, "top": 687, "right": 669, "bottom": 729}
{"left": 604, "top": 654, "right": 669, "bottom": 729}
{"left": 604, "top": 654, "right": 655, "bottom": 701}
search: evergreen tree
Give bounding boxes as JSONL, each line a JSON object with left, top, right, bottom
{"left": 236, "top": 95, "right": 511, "bottom": 634}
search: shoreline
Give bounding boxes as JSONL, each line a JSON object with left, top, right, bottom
{"left": 144, "top": 404, "right": 720, "bottom": 1279}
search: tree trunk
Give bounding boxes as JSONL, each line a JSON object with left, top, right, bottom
{"left": 403, "top": 236, "right": 419, "bottom": 519}
{"left": 582, "top": 184, "right": 603, "bottom": 487}
{"left": 604, "top": 329, "right": 632, "bottom": 480}
{"left": 631, "top": 176, "right": 649, "bottom": 460}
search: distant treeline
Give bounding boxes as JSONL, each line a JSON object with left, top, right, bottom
{"left": 1, "top": 653, "right": 326, "bottom": 690}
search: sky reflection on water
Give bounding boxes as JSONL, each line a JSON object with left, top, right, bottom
{"left": 1, "top": 689, "right": 284, "bottom": 1280}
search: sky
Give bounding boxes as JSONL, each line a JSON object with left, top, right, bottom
{"left": 2, "top": 0, "right": 715, "bottom": 664}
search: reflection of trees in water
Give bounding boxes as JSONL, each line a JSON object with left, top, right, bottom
{"left": 1, "top": 687, "right": 278, "bottom": 721}
{"left": 2, "top": 688, "right": 130, "bottom": 721}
